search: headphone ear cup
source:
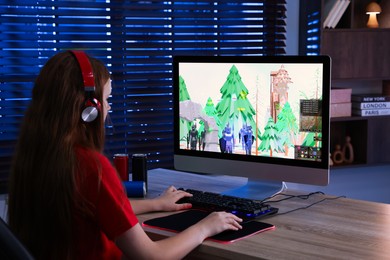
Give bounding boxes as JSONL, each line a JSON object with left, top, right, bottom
{"left": 81, "top": 98, "right": 101, "bottom": 122}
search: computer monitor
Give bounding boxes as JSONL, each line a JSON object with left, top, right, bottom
{"left": 173, "top": 55, "right": 331, "bottom": 199}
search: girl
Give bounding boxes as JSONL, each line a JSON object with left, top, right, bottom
{"left": 7, "top": 51, "right": 242, "bottom": 260}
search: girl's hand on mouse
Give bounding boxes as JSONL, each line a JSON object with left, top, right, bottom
{"left": 194, "top": 211, "right": 243, "bottom": 239}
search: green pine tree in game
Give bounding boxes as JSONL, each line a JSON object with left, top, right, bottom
{"left": 302, "top": 132, "right": 322, "bottom": 148}
{"left": 215, "top": 65, "right": 257, "bottom": 136}
{"left": 275, "top": 102, "right": 299, "bottom": 155}
{"left": 179, "top": 76, "right": 191, "bottom": 101}
{"left": 201, "top": 97, "right": 222, "bottom": 137}
{"left": 259, "top": 117, "right": 285, "bottom": 157}
{"left": 179, "top": 76, "right": 193, "bottom": 144}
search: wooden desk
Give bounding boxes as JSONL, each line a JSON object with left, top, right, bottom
{"left": 136, "top": 168, "right": 390, "bottom": 260}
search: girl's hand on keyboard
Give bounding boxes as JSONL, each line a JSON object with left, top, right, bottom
{"left": 154, "top": 185, "right": 193, "bottom": 212}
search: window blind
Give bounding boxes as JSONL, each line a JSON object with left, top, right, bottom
{"left": 0, "top": 0, "right": 286, "bottom": 191}
{"left": 298, "top": 0, "right": 321, "bottom": 56}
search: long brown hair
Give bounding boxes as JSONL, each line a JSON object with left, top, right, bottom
{"left": 8, "top": 51, "right": 110, "bottom": 259}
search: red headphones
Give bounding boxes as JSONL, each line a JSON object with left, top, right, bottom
{"left": 70, "top": 50, "right": 101, "bottom": 123}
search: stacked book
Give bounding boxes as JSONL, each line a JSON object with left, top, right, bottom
{"left": 323, "top": 0, "right": 351, "bottom": 29}
{"left": 330, "top": 88, "right": 352, "bottom": 117}
{"left": 352, "top": 94, "right": 390, "bottom": 117}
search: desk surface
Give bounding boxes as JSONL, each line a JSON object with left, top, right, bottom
{"left": 136, "top": 168, "right": 390, "bottom": 260}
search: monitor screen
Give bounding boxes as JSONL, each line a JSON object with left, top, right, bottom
{"left": 173, "top": 55, "right": 331, "bottom": 192}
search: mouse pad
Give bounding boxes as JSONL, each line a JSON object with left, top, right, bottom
{"left": 142, "top": 209, "right": 275, "bottom": 243}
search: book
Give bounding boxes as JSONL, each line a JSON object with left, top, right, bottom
{"left": 352, "top": 108, "right": 390, "bottom": 117}
{"left": 331, "top": 88, "right": 352, "bottom": 104}
{"left": 328, "top": 0, "right": 350, "bottom": 28}
{"left": 351, "top": 94, "right": 390, "bottom": 102}
{"left": 323, "top": 0, "right": 342, "bottom": 28}
{"left": 352, "top": 101, "right": 390, "bottom": 110}
{"left": 331, "top": 102, "right": 351, "bottom": 117}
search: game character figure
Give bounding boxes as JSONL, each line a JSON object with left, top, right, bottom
{"left": 189, "top": 124, "right": 198, "bottom": 150}
{"left": 239, "top": 124, "right": 247, "bottom": 150}
{"left": 199, "top": 130, "right": 206, "bottom": 151}
{"left": 222, "top": 123, "right": 234, "bottom": 153}
{"left": 219, "top": 137, "right": 226, "bottom": 153}
{"left": 244, "top": 125, "right": 254, "bottom": 155}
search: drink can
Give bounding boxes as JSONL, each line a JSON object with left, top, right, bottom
{"left": 113, "top": 154, "right": 129, "bottom": 181}
{"left": 132, "top": 154, "right": 148, "bottom": 191}
{"left": 123, "top": 181, "right": 146, "bottom": 198}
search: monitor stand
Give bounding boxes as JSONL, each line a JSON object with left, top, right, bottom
{"left": 221, "top": 178, "right": 285, "bottom": 201}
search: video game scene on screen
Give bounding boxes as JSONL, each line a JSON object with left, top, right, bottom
{"left": 178, "top": 62, "right": 323, "bottom": 162}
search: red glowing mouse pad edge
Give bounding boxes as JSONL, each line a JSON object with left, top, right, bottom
{"left": 142, "top": 209, "right": 275, "bottom": 243}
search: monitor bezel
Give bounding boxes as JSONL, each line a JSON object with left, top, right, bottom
{"left": 173, "top": 55, "right": 331, "bottom": 185}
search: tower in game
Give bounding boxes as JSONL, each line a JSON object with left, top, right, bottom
{"left": 270, "top": 65, "right": 292, "bottom": 122}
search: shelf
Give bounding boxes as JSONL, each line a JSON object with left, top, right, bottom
{"left": 321, "top": 29, "right": 390, "bottom": 80}
{"left": 318, "top": 0, "right": 390, "bottom": 167}
{"left": 331, "top": 116, "right": 367, "bottom": 122}
{"left": 321, "top": 0, "right": 390, "bottom": 81}
{"left": 295, "top": 0, "right": 390, "bottom": 167}
{"left": 330, "top": 115, "right": 390, "bottom": 166}
{"left": 331, "top": 115, "right": 390, "bottom": 122}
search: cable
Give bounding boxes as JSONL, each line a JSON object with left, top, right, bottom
{"left": 277, "top": 195, "right": 346, "bottom": 215}
{"left": 262, "top": 191, "right": 346, "bottom": 215}
{"left": 256, "top": 189, "right": 319, "bottom": 204}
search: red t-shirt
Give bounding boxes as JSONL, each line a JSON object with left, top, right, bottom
{"left": 74, "top": 147, "right": 138, "bottom": 259}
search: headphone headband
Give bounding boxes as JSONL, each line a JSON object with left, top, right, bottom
{"left": 70, "top": 50, "right": 95, "bottom": 92}
{"left": 69, "top": 50, "right": 100, "bottom": 122}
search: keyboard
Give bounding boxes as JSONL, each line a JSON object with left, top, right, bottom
{"left": 177, "top": 188, "right": 278, "bottom": 220}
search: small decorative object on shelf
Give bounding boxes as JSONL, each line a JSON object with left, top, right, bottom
{"left": 332, "top": 144, "right": 344, "bottom": 164}
{"left": 329, "top": 153, "right": 334, "bottom": 166}
{"left": 366, "top": 1, "right": 382, "bottom": 28}
{"left": 332, "top": 136, "right": 354, "bottom": 165}
{"left": 342, "top": 136, "right": 354, "bottom": 164}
